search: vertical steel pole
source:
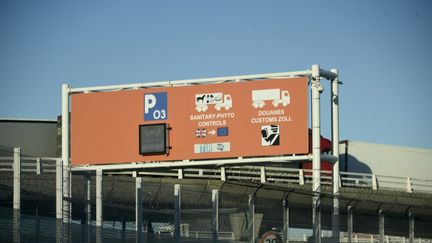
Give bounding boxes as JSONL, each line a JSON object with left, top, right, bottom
{"left": 56, "top": 158, "right": 63, "bottom": 219}
{"left": 379, "top": 209, "right": 384, "bottom": 243}
{"left": 331, "top": 68, "right": 341, "bottom": 242}
{"left": 174, "top": 184, "right": 181, "bottom": 241}
{"left": 36, "top": 157, "right": 41, "bottom": 175}
{"left": 122, "top": 218, "right": 126, "bottom": 243}
{"left": 35, "top": 205, "right": 40, "bottom": 242}
{"left": 13, "top": 147, "right": 21, "bottom": 210}
{"left": 311, "top": 64, "right": 322, "bottom": 243}
{"left": 96, "top": 169, "right": 103, "bottom": 227}
{"left": 408, "top": 212, "right": 414, "bottom": 243}
{"left": 260, "top": 167, "right": 266, "bottom": 183}
{"left": 282, "top": 199, "right": 289, "bottom": 243}
{"left": 62, "top": 84, "right": 71, "bottom": 223}
{"left": 13, "top": 208, "right": 20, "bottom": 243}
{"left": 13, "top": 147, "right": 21, "bottom": 243}
{"left": 212, "top": 189, "right": 219, "bottom": 243}
{"left": 85, "top": 174, "right": 91, "bottom": 224}
{"left": 96, "top": 227, "right": 103, "bottom": 243}
{"left": 248, "top": 194, "right": 256, "bottom": 243}
{"left": 347, "top": 205, "right": 353, "bottom": 243}
{"left": 136, "top": 177, "right": 143, "bottom": 232}
{"left": 56, "top": 218, "right": 62, "bottom": 243}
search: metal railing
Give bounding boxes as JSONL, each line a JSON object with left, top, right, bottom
{"left": 1, "top": 155, "right": 431, "bottom": 194}
{"left": 0, "top": 156, "right": 57, "bottom": 174}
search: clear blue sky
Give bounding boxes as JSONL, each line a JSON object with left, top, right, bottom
{"left": 1, "top": 0, "right": 431, "bottom": 148}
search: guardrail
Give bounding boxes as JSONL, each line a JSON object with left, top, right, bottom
{"left": 1, "top": 155, "right": 431, "bottom": 194}
{"left": 0, "top": 156, "right": 57, "bottom": 174}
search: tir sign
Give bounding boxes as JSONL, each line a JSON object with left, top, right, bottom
{"left": 144, "top": 92, "right": 168, "bottom": 121}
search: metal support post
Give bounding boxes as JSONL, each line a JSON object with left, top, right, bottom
{"left": 174, "top": 184, "right": 181, "bottom": 241}
{"left": 85, "top": 174, "right": 91, "bottom": 224}
{"left": 212, "top": 189, "right": 219, "bottom": 243}
{"left": 282, "top": 199, "right": 289, "bottom": 243}
{"left": 220, "top": 167, "right": 226, "bottom": 181}
{"left": 36, "top": 157, "right": 41, "bottom": 175}
{"left": 372, "top": 174, "right": 378, "bottom": 190}
{"left": 56, "top": 218, "right": 62, "bottom": 243}
{"left": 136, "top": 177, "right": 143, "bottom": 243}
{"left": 35, "top": 206, "right": 40, "bottom": 242}
{"left": 260, "top": 167, "right": 266, "bottom": 183}
{"left": 13, "top": 147, "right": 21, "bottom": 210}
{"left": 406, "top": 178, "right": 413, "bottom": 193}
{"left": 248, "top": 194, "right": 256, "bottom": 243}
{"left": 96, "top": 169, "right": 103, "bottom": 227}
{"left": 331, "top": 68, "right": 340, "bottom": 242}
{"left": 408, "top": 212, "right": 414, "bottom": 243}
{"left": 136, "top": 177, "right": 143, "bottom": 232}
{"left": 62, "top": 84, "right": 71, "bottom": 224}
{"left": 379, "top": 209, "right": 384, "bottom": 243}
{"left": 121, "top": 218, "right": 126, "bottom": 242}
{"left": 347, "top": 205, "right": 353, "bottom": 243}
{"left": 311, "top": 64, "right": 322, "bottom": 243}
{"left": 299, "top": 169, "right": 305, "bottom": 185}
{"left": 13, "top": 209, "right": 20, "bottom": 243}
{"left": 96, "top": 227, "right": 103, "bottom": 243}
{"left": 56, "top": 158, "right": 63, "bottom": 219}
{"left": 178, "top": 169, "right": 183, "bottom": 179}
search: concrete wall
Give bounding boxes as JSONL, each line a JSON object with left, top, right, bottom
{"left": 0, "top": 119, "right": 57, "bottom": 157}
{"left": 340, "top": 141, "right": 432, "bottom": 180}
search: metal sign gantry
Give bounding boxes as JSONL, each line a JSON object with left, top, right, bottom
{"left": 60, "top": 64, "right": 340, "bottom": 242}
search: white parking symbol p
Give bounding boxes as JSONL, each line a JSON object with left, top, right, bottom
{"left": 144, "top": 94, "right": 156, "bottom": 114}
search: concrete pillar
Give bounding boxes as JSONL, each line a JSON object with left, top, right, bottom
{"left": 136, "top": 177, "right": 143, "bottom": 232}
{"left": 347, "top": 205, "right": 353, "bottom": 243}
{"left": 212, "top": 189, "right": 219, "bottom": 243}
{"left": 96, "top": 169, "right": 103, "bottom": 227}
{"left": 408, "top": 212, "right": 414, "bottom": 243}
{"left": 13, "top": 148, "right": 21, "bottom": 210}
{"left": 282, "top": 199, "right": 289, "bottom": 243}
{"left": 56, "top": 158, "right": 63, "bottom": 219}
{"left": 174, "top": 184, "right": 181, "bottom": 241}
{"left": 379, "top": 209, "right": 384, "bottom": 243}
{"left": 248, "top": 194, "right": 255, "bottom": 243}
{"left": 85, "top": 174, "right": 91, "bottom": 224}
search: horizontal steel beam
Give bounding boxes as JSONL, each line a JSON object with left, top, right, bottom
{"left": 71, "top": 155, "right": 314, "bottom": 172}
{"left": 69, "top": 69, "right": 314, "bottom": 94}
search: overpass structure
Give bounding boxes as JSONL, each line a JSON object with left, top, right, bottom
{"left": 1, "top": 152, "right": 432, "bottom": 242}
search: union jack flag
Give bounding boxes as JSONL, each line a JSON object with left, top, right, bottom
{"left": 195, "top": 128, "right": 207, "bottom": 138}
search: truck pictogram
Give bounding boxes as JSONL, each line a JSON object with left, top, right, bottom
{"left": 195, "top": 93, "right": 232, "bottom": 112}
{"left": 252, "top": 89, "right": 290, "bottom": 108}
